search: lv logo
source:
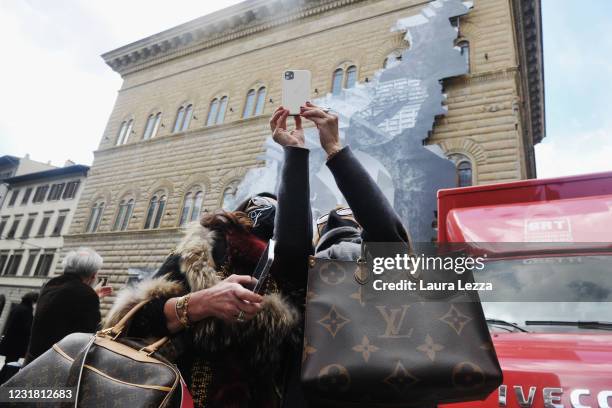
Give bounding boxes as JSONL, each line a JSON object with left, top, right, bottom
{"left": 376, "top": 305, "right": 414, "bottom": 338}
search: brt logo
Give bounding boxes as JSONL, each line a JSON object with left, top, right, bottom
{"left": 524, "top": 217, "right": 572, "bottom": 242}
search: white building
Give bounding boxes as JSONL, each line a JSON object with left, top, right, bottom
{"left": 0, "top": 164, "right": 89, "bottom": 330}
{"left": 0, "top": 155, "right": 56, "bottom": 208}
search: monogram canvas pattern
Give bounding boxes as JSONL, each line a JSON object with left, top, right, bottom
{"left": 301, "top": 257, "right": 502, "bottom": 406}
{"left": 1, "top": 332, "right": 181, "bottom": 408}
{"left": 317, "top": 305, "right": 351, "bottom": 338}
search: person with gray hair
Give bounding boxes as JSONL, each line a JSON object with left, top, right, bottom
{"left": 24, "top": 247, "right": 112, "bottom": 365}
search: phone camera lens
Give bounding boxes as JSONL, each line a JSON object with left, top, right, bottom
{"left": 285, "top": 71, "right": 294, "bottom": 80}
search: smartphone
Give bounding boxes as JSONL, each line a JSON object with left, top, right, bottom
{"left": 98, "top": 276, "right": 108, "bottom": 286}
{"left": 252, "top": 239, "right": 276, "bottom": 294}
{"left": 282, "top": 70, "right": 311, "bottom": 115}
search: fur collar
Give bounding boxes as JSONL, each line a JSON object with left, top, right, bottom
{"left": 105, "top": 221, "right": 299, "bottom": 372}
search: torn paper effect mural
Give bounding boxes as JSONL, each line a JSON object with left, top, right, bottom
{"left": 236, "top": 0, "right": 472, "bottom": 242}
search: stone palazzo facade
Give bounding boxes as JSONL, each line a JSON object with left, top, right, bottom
{"left": 61, "top": 0, "right": 545, "bottom": 314}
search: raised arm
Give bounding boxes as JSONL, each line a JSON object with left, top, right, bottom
{"left": 269, "top": 107, "right": 313, "bottom": 291}
{"left": 300, "top": 102, "right": 408, "bottom": 244}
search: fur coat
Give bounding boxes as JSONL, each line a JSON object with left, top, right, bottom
{"left": 104, "top": 222, "right": 301, "bottom": 407}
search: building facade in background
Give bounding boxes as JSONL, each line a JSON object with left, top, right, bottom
{"left": 0, "top": 155, "right": 56, "bottom": 209}
{"left": 0, "top": 165, "right": 88, "bottom": 330}
{"left": 61, "top": 0, "right": 545, "bottom": 314}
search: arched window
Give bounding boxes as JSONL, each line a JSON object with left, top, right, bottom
{"left": 191, "top": 191, "right": 203, "bottom": 222}
{"left": 383, "top": 50, "right": 403, "bottom": 69}
{"left": 144, "top": 196, "right": 157, "bottom": 229}
{"left": 144, "top": 193, "right": 167, "bottom": 229}
{"left": 221, "top": 180, "right": 239, "bottom": 210}
{"left": 116, "top": 122, "right": 127, "bottom": 146}
{"left": 206, "top": 99, "right": 220, "bottom": 126}
{"left": 182, "top": 104, "right": 193, "bottom": 131}
{"left": 448, "top": 154, "right": 473, "bottom": 187}
{"left": 179, "top": 189, "right": 204, "bottom": 226}
{"left": 331, "top": 68, "right": 344, "bottom": 95}
{"left": 458, "top": 41, "right": 470, "bottom": 69}
{"left": 206, "top": 96, "right": 229, "bottom": 126}
{"left": 116, "top": 119, "right": 133, "bottom": 146}
{"left": 254, "top": 87, "right": 266, "bottom": 116}
{"left": 242, "top": 89, "right": 256, "bottom": 118}
{"left": 173, "top": 107, "right": 185, "bottom": 133}
{"left": 217, "top": 96, "right": 228, "bottom": 124}
{"left": 179, "top": 192, "right": 192, "bottom": 226}
{"left": 332, "top": 65, "right": 358, "bottom": 94}
{"left": 143, "top": 112, "right": 162, "bottom": 140}
{"left": 153, "top": 196, "right": 166, "bottom": 228}
{"left": 86, "top": 201, "right": 105, "bottom": 233}
{"left": 124, "top": 120, "right": 134, "bottom": 142}
{"left": 345, "top": 65, "right": 357, "bottom": 89}
{"left": 113, "top": 198, "right": 134, "bottom": 231}
{"left": 173, "top": 104, "right": 193, "bottom": 133}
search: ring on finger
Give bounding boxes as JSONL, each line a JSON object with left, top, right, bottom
{"left": 236, "top": 310, "right": 245, "bottom": 322}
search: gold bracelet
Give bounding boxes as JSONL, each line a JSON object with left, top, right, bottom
{"left": 326, "top": 146, "right": 343, "bottom": 161}
{"left": 175, "top": 294, "right": 192, "bottom": 329}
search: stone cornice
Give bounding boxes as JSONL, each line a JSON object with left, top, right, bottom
{"left": 512, "top": 0, "right": 545, "bottom": 144}
{"left": 65, "top": 227, "right": 182, "bottom": 240}
{"left": 95, "top": 114, "right": 269, "bottom": 156}
{"left": 102, "top": 0, "right": 366, "bottom": 76}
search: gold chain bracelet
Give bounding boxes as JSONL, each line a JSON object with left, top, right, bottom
{"left": 175, "top": 294, "right": 192, "bottom": 329}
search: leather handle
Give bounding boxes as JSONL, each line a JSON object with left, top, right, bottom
{"left": 61, "top": 335, "right": 96, "bottom": 408}
{"left": 105, "top": 299, "right": 151, "bottom": 338}
{"left": 103, "top": 300, "right": 173, "bottom": 356}
{"left": 139, "top": 336, "right": 170, "bottom": 356}
{"left": 355, "top": 241, "right": 370, "bottom": 285}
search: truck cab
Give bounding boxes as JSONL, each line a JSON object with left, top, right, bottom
{"left": 437, "top": 171, "right": 612, "bottom": 408}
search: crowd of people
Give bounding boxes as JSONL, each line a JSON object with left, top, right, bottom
{"left": 0, "top": 103, "right": 409, "bottom": 407}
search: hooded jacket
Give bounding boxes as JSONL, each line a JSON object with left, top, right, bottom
{"left": 315, "top": 146, "right": 409, "bottom": 260}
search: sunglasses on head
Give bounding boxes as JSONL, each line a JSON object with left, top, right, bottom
{"left": 246, "top": 196, "right": 277, "bottom": 210}
{"left": 246, "top": 196, "right": 277, "bottom": 226}
{"left": 315, "top": 207, "right": 354, "bottom": 225}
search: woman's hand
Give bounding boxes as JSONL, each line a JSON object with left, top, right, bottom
{"left": 299, "top": 102, "right": 342, "bottom": 156}
{"left": 192, "top": 275, "right": 263, "bottom": 323}
{"left": 164, "top": 275, "right": 264, "bottom": 332}
{"left": 270, "top": 106, "right": 305, "bottom": 148}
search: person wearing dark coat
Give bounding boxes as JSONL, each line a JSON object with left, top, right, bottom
{"left": 0, "top": 292, "right": 38, "bottom": 363}
{"left": 24, "top": 248, "right": 112, "bottom": 365}
{"left": 104, "top": 107, "right": 312, "bottom": 408}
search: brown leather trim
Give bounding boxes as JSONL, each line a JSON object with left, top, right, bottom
{"left": 94, "top": 336, "right": 165, "bottom": 364}
{"left": 308, "top": 255, "right": 316, "bottom": 268}
{"left": 106, "top": 299, "right": 151, "bottom": 337}
{"left": 52, "top": 345, "right": 172, "bottom": 392}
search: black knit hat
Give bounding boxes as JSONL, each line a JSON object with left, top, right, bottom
{"left": 318, "top": 210, "right": 360, "bottom": 238}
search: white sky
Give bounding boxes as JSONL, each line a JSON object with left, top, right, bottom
{"left": 0, "top": 0, "right": 610, "bottom": 179}
{"left": 0, "top": 0, "right": 243, "bottom": 167}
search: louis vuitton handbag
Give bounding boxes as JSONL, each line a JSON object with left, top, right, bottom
{"left": 1, "top": 300, "right": 192, "bottom": 407}
{"left": 301, "top": 244, "right": 502, "bottom": 407}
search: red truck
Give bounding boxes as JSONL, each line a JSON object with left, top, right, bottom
{"left": 437, "top": 171, "right": 612, "bottom": 408}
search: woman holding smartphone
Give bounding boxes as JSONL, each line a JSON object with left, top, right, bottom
{"left": 104, "top": 109, "right": 312, "bottom": 408}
